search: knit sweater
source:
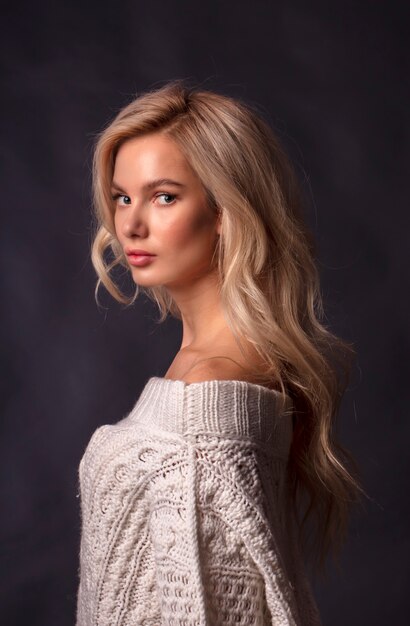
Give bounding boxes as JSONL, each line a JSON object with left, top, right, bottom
{"left": 75, "top": 376, "right": 322, "bottom": 626}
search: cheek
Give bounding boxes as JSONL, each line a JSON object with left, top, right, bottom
{"left": 157, "top": 212, "right": 215, "bottom": 249}
{"left": 113, "top": 210, "right": 121, "bottom": 236}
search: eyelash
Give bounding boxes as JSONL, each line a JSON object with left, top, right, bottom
{"left": 156, "top": 193, "right": 177, "bottom": 205}
{"left": 111, "top": 193, "right": 177, "bottom": 206}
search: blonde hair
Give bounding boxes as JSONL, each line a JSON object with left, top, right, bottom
{"left": 90, "top": 80, "right": 366, "bottom": 576}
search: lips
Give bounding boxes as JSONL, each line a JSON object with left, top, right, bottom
{"left": 125, "top": 248, "right": 156, "bottom": 268}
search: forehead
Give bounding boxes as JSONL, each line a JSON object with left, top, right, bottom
{"left": 114, "top": 133, "right": 193, "bottom": 178}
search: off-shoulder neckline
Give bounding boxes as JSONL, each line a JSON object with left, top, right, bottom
{"left": 148, "top": 376, "right": 291, "bottom": 400}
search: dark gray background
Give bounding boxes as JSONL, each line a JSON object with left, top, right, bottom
{"left": 1, "top": 1, "right": 408, "bottom": 624}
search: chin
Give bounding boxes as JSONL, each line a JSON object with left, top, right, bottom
{"left": 130, "top": 273, "right": 164, "bottom": 288}
{"left": 132, "top": 278, "right": 159, "bottom": 288}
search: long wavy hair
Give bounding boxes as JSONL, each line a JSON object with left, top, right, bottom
{"left": 90, "top": 80, "right": 366, "bottom": 576}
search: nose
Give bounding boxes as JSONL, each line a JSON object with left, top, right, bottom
{"left": 120, "top": 200, "right": 148, "bottom": 238}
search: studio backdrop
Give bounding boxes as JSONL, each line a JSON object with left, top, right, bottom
{"left": 1, "top": 1, "right": 408, "bottom": 625}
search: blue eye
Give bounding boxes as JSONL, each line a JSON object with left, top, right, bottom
{"left": 156, "top": 193, "right": 176, "bottom": 205}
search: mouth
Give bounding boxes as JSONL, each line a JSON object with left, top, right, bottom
{"left": 127, "top": 253, "right": 156, "bottom": 267}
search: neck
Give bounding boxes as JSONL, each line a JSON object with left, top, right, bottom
{"left": 165, "top": 270, "right": 228, "bottom": 350}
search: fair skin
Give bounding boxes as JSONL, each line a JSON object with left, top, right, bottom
{"left": 111, "top": 132, "right": 265, "bottom": 383}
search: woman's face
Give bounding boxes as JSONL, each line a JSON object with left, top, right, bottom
{"left": 111, "top": 132, "right": 221, "bottom": 289}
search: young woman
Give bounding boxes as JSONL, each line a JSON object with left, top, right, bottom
{"left": 76, "top": 81, "right": 364, "bottom": 625}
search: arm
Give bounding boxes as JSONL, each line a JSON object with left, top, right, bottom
{"left": 148, "top": 431, "right": 301, "bottom": 625}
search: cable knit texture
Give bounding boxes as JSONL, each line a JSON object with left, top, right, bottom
{"left": 75, "top": 376, "right": 322, "bottom": 626}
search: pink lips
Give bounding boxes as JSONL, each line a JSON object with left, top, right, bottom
{"left": 126, "top": 250, "right": 155, "bottom": 267}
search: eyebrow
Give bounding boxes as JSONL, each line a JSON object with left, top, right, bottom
{"left": 110, "top": 178, "right": 186, "bottom": 192}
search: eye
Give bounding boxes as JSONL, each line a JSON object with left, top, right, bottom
{"left": 156, "top": 193, "right": 176, "bottom": 206}
{"left": 111, "top": 193, "right": 131, "bottom": 206}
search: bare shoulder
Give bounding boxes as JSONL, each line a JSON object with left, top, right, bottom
{"left": 165, "top": 334, "right": 270, "bottom": 386}
{"left": 182, "top": 355, "right": 250, "bottom": 384}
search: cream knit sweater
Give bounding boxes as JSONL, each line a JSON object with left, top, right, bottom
{"left": 75, "top": 376, "right": 322, "bottom": 625}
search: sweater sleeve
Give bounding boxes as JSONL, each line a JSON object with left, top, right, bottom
{"left": 148, "top": 431, "right": 305, "bottom": 626}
